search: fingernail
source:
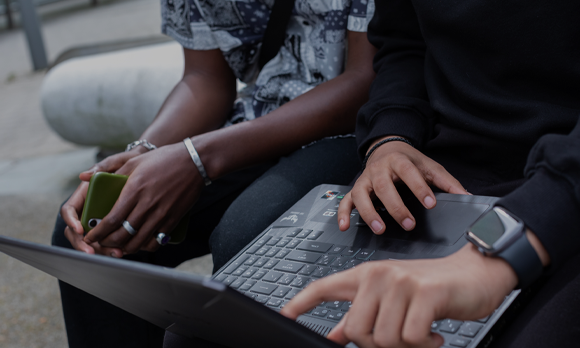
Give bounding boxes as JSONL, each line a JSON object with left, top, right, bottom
{"left": 402, "top": 218, "right": 414, "bottom": 230}
{"left": 371, "top": 220, "right": 382, "bottom": 233}
{"left": 424, "top": 196, "right": 435, "bottom": 208}
{"left": 110, "top": 252, "right": 117, "bottom": 258}
{"left": 339, "top": 219, "right": 345, "bottom": 227}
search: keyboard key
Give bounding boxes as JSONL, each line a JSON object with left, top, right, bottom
{"left": 325, "top": 301, "right": 343, "bottom": 309}
{"left": 255, "top": 295, "right": 270, "bottom": 304}
{"left": 232, "top": 266, "right": 249, "bottom": 276}
{"left": 286, "top": 228, "right": 302, "bottom": 238}
{"left": 267, "top": 298, "right": 283, "bottom": 307}
{"left": 266, "top": 237, "right": 281, "bottom": 246}
{"left": 343, "top": 259, "right": 363, "bottom": 270}
{"left": 275, "top": 249, "right": 291, "bottom": 259}
{"left": 327, "top": 269, "right": 342, "bottom": 276}
{"left": 272, "top": 286, "right": 292, "bottom": 298}
{"left": 244, "top": 292, "right": 257, "bottom": 299}
{"left": 341, "top": 248, "right": 360, "bottom": 257}
{"left": 296, "top": 229, "right": 313, "bottom": 239}
{"left": 327, "top": 311, "right": 345, "bottom": 321}
{"left": 277, "top": 274, "right": 296, "bottom": 285}
{"left": 311, "top": 308, "right": 330, "bottom": 318}
{"left": 449, "top": 338, "right": 471, "bottom": 347}
{"left": 317, "top": 255, "right": 336, "bottom": 266}
{"left": 230, "top": 278, "right": 245, "bottom": 289}
{"left": 215, "top": 274, "right": 227, "bottom": 282}
{"left": 276, "top": 239, "right": 291, "bottom": 247}
{"left": 244, "top": 256, "right": 260, "bottom": 266}
{"left": 311, "top": 266, "right": 331, "bottom": 278}
{"left": 330, "top": 256, "right": 351, "bottom": 268}
{"left": 298, "top": 264, "right": 318, "bottom": 276}
{"left": 254, "top": 258, "right": 268, "bottom": 267}
{"left": 262, "top": 271, "right": 284, "bottom": 283}
{"left": 263, "top": 259, "right": 280, "bottom": 269}
{"left": 458, "top": 322, "right": 482, "bottom": 337}
{"left": 241, "top": 268, "right": 258, "bottom": 278}
{"left": 287, "top": 250, "right": 321, "bottom": 264}
{"left": 258, "top": 236, "right": 272, "bottom": 245}
{"left": 284, "top": 288, "right": 300, "bottom": 300}
{"left": 222, "top": 255, "right": 249, "bottom": 274}
{"left": 369, "top": 250, "right": 390, "bottom": 261}
{"left": 340, "top": 301, "right": 352, "bottom": 312}
{"left": 355, "top": 249, "right": 375, "bottom": 260}
{"left": 286, "top": 239, "right": 301, "bottom": 249}
{"left": 239, "top": 280, "right": 257, "bottom": 291}
{"left": 265, "top": 247, "right": 281, "bottom": 257}
{"left": 250, "top": 282, "right": 278, "bottom": 295}
{"left": 328, "top": 245, "right": 347, "bottom": 255}
{"left": 275, "top": 260, "right": 306, "bottom": 273}
{"left": 251, "top": 270, "right": 267, "bottom": 280}
{"left": 223, "top": 276, "right": 237, "bottom": 286}
{"left": 306, "top": 231, "right": 324, "bottom": 240}
{"left": 246, "top": 244, "right": 261, "bottom": 254}
{"left": 254, "top": 247, "right": 271, "bottom": 256}
{"left": 290, "top": 276, "right": 311, "bottom": 288}
{"left": 439, "top": 319, "right": 463, "bottom": 333}
{"left": 297, "top": 241, "right": 333, "bottom": 253}
{"left": 476, "top": 316, "right": 490, "bottom": 323}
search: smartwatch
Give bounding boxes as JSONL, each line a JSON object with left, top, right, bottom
{"left": 465, "top": 207, "right": 543, "bottom": 289}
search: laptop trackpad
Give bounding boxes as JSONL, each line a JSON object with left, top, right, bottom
{"left": 380, "top": 199, "right": 489, "bottom": 246}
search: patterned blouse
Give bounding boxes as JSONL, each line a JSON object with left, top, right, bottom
{"left": 161, "top": 0, "right": 375, "bottom": 126}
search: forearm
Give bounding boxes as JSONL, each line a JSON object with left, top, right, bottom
{"left": 194, "top": 67, "right": 374, "bottom": 179}
{"left": 139, "top": 49, "right": 237, "bottom": 147}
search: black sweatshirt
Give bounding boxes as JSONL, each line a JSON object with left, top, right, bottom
{"left": 357, "top": 0, "right": 580, "bottom": 272}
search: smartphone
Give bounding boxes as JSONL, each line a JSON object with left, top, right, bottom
{"left": 80, "top": 172, "right": 188, "bottom": 245}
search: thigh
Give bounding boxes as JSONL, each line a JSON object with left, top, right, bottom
{"left": 492, "top": 252, "right": 580, "bottom": 348}
{"left": 209, "top": 137, "right": 360, "bottom": 272}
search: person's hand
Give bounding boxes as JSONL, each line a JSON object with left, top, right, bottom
{"left": 281, "top": 244, "right": 518, "bottom": 348}
{"left": 82, "top": 142, "right": 205, "bottom": 254}
{"left": 337, "top": 137, "right": 468, "bottom": 233}
{"left": 61, "top": 148, "right": 145, "bottom": 256}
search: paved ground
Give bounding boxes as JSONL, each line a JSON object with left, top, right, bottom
{"left": 0, "top": 1, "right": 212, "bottom": 347}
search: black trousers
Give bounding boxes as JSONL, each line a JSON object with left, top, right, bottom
{"left": 51, "top": 138, "right": 361, "bottom": 348}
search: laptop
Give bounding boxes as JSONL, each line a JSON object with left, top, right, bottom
{"left": 0, "top": 184, "right": 523, "bottom": 348}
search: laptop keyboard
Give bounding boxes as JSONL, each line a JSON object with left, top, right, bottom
{"left": 215, "top": 228, "right": 491, "bottom": 348}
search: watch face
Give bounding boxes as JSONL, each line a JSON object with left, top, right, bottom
{"left": 470, "top": 209, "right": 505, "bottom": 248}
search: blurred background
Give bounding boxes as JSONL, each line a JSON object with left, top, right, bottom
{"left": 0, "top": 1, "right": 212, "bottom": 346}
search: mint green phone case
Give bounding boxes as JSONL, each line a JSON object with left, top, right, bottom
{"left": 80, "top": 172, "right": 188, "bottom": 244}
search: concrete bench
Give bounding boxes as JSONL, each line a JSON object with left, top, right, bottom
{"left": 41, "top": 41, "right": 184, "bottom": 152}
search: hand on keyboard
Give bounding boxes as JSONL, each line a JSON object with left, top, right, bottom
{"left": 281, "top": 243, "right": 517, "bottom": 348}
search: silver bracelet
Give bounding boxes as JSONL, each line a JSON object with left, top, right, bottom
{"left": 125, "top": 139, "right": 157, "bottom": 152}
{"left": 183, "top": 138, "right": 212, "bottom": 186}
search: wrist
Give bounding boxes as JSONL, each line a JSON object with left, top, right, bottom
{"left": 526, "top": 229, "right": 550, "bottom": 267}
{"left": 459, "top": 244, "right": 519, "bottom": 292}
{"left": 367, "top": 135, "right": 411, "bottom": 156}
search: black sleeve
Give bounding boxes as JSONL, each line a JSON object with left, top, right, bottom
{"left": 356, "top": 0, "right": 434, "bottom": 159}
{"left": 498, "top": 115, "right": 580, "bottom": 272}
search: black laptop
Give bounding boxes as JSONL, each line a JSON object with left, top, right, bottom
{"left": 0, "top": 184, "right": 521, "bottom": 348}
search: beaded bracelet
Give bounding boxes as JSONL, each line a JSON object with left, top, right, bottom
{"left": 361, "top": 137, "right": 414, "bottom": 171}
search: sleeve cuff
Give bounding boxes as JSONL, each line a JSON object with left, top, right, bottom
{"left": 356, "top": 107, "right": 428, "bottom": 159}
{"left": 497, "top": 168, "right": 580, "bottom": 273}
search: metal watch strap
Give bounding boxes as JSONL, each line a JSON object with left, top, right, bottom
{"left": 183, "top": 138, "right": 211, "bottom": 186}
{"left": 497, "top": 231, "right": 543, "bottom": 289}
{"left": 126, "top": 139, "right": 157, "bottom": 152}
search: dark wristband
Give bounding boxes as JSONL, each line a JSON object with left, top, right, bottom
{"left": 362, "top": 137, "right": 414, "bottom": 171}
{"left": 497, "top": 232, "right": 544, "bottom": 289}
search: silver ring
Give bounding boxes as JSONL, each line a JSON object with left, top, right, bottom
{"left": 122, "top": 220, "right": 137, "bottom": 236}
{"left": 156, "top": 233, "right": 171, "bottom": 246}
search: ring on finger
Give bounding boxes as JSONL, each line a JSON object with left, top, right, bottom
{"left": 122, "top": 220, "right": 137, "bottom": 236}
{"left": 155, "top": 233, "right": 171, "bottom": 246}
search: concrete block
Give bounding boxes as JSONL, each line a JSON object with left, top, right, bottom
{"left": 41, "top": 42, "right": 184, "bottom": 150}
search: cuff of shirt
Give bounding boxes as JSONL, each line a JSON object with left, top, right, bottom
{"left": 497, "top": 168, "right": 580, "bottom": 273}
